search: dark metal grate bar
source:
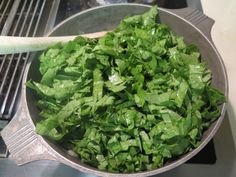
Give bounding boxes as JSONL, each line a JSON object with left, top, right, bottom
{"left": 0, "top": 0, "right": 30, "bottom": 83}
{"left": 0, "top": 119, "right": 8, "bottom": 158}
{"left": 0, "top": 0, "right": 27, "bottom": 73}
{"left": 0, "top": 0, "right": 36, "bottom": 117}
{"left": 0, "top": 0, "right": 14, "bottom": 30}
{"left": 0, "top": 0, "right": 60, "bottom": 119}
{"left": 0, "top": 0, "right": 42, "bottom": 116}
{"left": 7, "top": 0, "right": 46, "bottom": 118}
{"left": 10, "top": 0, "right": 32, "bottom": 36}
{"left": 43, "top": 0, "right": 60, "bottom": 35}
{"left": 1, "top": 0, "right": 21, "bottom": 35}
{"left": 0, "top": 1, "right": 5, "bottom": 11}
{"left": 0, "top": 0, "right": 29, "bottom": 109}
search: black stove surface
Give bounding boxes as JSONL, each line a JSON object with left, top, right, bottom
{"left": 55, "top": 0, "right": 189, "bottom": 26}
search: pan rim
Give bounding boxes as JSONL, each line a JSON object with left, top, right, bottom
{"left": 22, "top": 3, "right": 228, "bottom": 177}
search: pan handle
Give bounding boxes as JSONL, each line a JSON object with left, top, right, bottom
{"left": 1, "top": 103, "right": 57, "bottom": 165}
{"left": 1, "top": 101, "right": 100, "bottom": 174}
{"left": 166, "top": 7, "right": 215, "bottom": 43}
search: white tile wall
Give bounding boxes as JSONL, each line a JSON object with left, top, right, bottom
{"left": 201, "top": 0, "right": 236, "bottom": 149}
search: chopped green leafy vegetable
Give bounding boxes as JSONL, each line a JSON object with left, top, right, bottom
{"left": 27, "top": 6, "right": 225, "bottom": 173}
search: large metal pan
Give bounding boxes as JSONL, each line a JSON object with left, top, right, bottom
{"left": 1, "top": 4, "right": 228, "bottom": 177}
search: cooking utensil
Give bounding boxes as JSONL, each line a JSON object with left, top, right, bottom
{"left": 0, "top": 31, "right": 108, "bottom": 55}
{"left": 1, "top": 4, "right": 228, "bottom": 177}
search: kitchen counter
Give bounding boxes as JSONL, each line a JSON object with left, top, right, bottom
{"left": 201, "top": 0, "right": 236, "bottom": 148}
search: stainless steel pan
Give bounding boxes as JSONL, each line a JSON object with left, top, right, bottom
{"left": 1, "top": 4, "right": 228, "bottom": 177}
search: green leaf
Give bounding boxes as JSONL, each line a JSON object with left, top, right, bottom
{"left": 41, "top": 67, "right": 59, "bottom": 85}
{"left": 93, "top": 69, "right": 104, "bottom": 101}
{"left": 175, "top": 79, "right": 189, "bottom": 107}
{"left": 140, "top": 131, "right": 152, "bottom": 154}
